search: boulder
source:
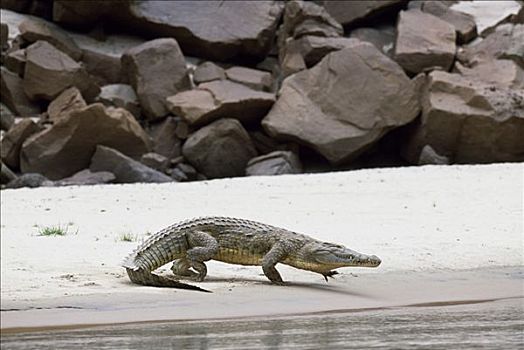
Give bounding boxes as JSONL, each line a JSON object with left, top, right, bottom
{"left": 140, "top": 152, "right": 169, "bottom": 173}
{"left": 97, "top": 84, "right": 140, "bottom": 119}
{"left": 54, "top": 169, "right": 115, "bottom": 186}
{"left": 285, "top": 35, "right": 359, "bottom": 67}
{"left": 0, "top": 23, "right": 8, "bottom": 50}
{"left": 262, "top": 42, "right": 419, "bottom": 164}
{"left": 1, "top": 118, "right": 40, "bottom": 169}
{"left": 182, "top": 118, "right": 257, "bottom": 178}
{"left": 166, "top": 80, "right": 275, "bottom": 126}
{"left": 23, "top": 41, "right": 100, "bottom": 101}
{"left": 148, "top": 117, "right": 183, "bottom": 160}
{"left": 52, "top": 0, "right": 125, "bottom": 29}
{"left": 47, "top": 86, "right": 86, "bottom": 122}
{"left": 246, "top": 151, "right": 302, "bottom": 176}
{"left": 349, "top": 26, "right": 396, "bottom": 57}
{"left": 457, "top": 24, "right": 523, "bottom": 68}
{"left": 418, "top": 145, "right": 450, "bottom": 165}
{"left": 1, "top": 161, "right": 17, "bottom": 184}
{"left": 225, "top": 66, "right": 273, "bottom": 92}
{"left": 454, "top": 59, "right": 524, "bottom": 89}
{"left": 19, "top": 17, "right": 82, "bottom": 60}
{"left": 6, "top": 173, "right": 53, "bottom": 189}
{"left": 394, "top": 10, "right": 456, "bottom": 74}
{"left": 0, "top": 103, "right": 15, "bottom": 131}
{"left": 4, "top": 49, "right": 26, "bottom": 76}
{"left": 193, "top": 61, "right": 225, "bottom": 85}
{"left": 421, "top": 1, "right": 477, "bottom": 43}
{"left": 122, "top": 38, "right": 190, "bottom": 120}
{"left": 20, "top": 103, "right": 152, "bottom": 180}
{"left": 127, "top": 1, "right": 283, "bottom": 61}
{"left": 402, "top": 70, "right": 524, "bottom": 164}
{"left": 90, "top": 145, "right": 172, "bottom": 183}
{"left": 1, "top": 67, "right": 41, "bottom": 117}
{"left": 320, "top": 0, "right": 406, "bottom": 28}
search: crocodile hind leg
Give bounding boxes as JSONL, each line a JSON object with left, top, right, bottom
{"left": 171, "top": 258, "right": 198, "bottom": 278}
{"left": 186, "top": 230, "right": 219, "bottom": 282}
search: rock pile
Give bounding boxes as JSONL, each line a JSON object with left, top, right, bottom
{"left": 1, "top": 0, "right": 523, "bottom": 188}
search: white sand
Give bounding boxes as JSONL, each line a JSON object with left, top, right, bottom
{"left": 1, "top": 163, "right": 523, "bottom": 330}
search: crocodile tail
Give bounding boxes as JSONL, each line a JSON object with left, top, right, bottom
{"left": 125, "top": 268, "right": 210, "bottom": 292}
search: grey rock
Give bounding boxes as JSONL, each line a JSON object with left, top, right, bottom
{"left": 454, "top": 59, "right": 524, "bottom": 89}
{"left": 285, "top": 35, "right": 360, "bottom": 68}
{"left": 23, "top": 41, "right": 100, "bottom": 101}
{"left": 47, "top": 86, "right": 86, "bottom": 122}
{"left": 4, "top": 49, "right": 26, "bottom": 76}
{"left": 457, "top": 23, "right": 523, "bottom": 68}
{"left": 320, "top": 0, "right": 406, "bottom": 27}
{"left": 418, "top": 145, "right": 450, "bottom": 165}
{"left": 6, "top": 173, "right": 53, "bottom": 189}
{"left": 20, "top": 103, "right": 152, "bottom": 180}
{"left": 127, "top": 1, "right": 283, "bottom": 61}
{"left": 402, "top": 70, "right": 524, "bottom": 164}
{"left": 1, "top": 118, "right": 40, "bottom": 169}
{"left": 225, "top": 66, "right": 273, "bottom": 92}
{"left": 140, "top": 152, "right": 169, "bottom": 173}
{"left": 193, "top": 61, "right": 225, "bottom": 85}
{"left": 263, "top": 42, "right": 419, "bottom": 164}
{"left": 90, "top": 145, "right": 172, "bottom": 183}
{"left": 1, "top": 66, "right": 40, "bottom": 117}
{"left": 394, "top": 10, "right": 456, "bottom": 74}
{"left": 182, "top": 118, "right": 257, "bottom": 178}
{"left": 97, "top": 84, "right": 140, "bottom": 119}
{"left": 246, "top": 151, "right": 302, "bottom": 176}
{"left": 19, "top": 17, "right": 82, "bottom": 60}
{"left": 54, "top": 169, "right": 115, "bottom": 186}
{"left": 169, "top": 167, "right": 188, "bottom": 182}
{"left": 0, "top": 103, "right": 15, "bottom": 131}
{"left": 350, "top": 26, "right": 396, "bottom": 57}
{"left": 122, "top": 38, "right": 190, "bottom": 120}
{"left": 148, "top": 117, "right": 183, "bottom": 160}
{"left": 176, "top": 162, "right": 198, "bottom": 181}
{"left": 421, "top": 1, "right": 477, "bottom": 43}
{"left": 167, "top": 80, "right": 275, "bottom": 126}
{"left": 1, "top": 161, "right": 17, "bottom": 184}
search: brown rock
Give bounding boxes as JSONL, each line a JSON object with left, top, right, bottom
{"left": 225, "top": 66, "right": 273, "bottom": 92}
{"left": 457, "top": 24, "right": 523, "bottom": 68}
{"left": 148, "top": 117, "right": 183, "bottom": 160}
{"left": 1, "top": 161, "right": 17, "bottom": 185}
{"left": 1, "top": 118, "right": 40, "bottom": 169}
{"left": 54, "top": 169, "right": 115, "bottom": 186}
{"left": 167, "top": 80, "right": 275, "bottom": 126}
{"left": 350, "top": 26, "right": 396, "bottom": 57}
{"left": 4, "top": 49, "right": 26, "bottom": 76}
{"left": 1, "top": 103, "right": 16, "bottom": 131}
{"left": 402, "top": 70, "right": 524, "bottom": 164}
{"left": 19, "top": 17, "right": 82, "bottom": 60}
{"left": 320, "top": 0, "right": 406, "bottom": 28}
{"left": 394, "top": 10, "right": 456, "bottom": 74}
{"left": 47, "top": 86, "right": 86, "bottom": 122}
{"left": 20, "top": 103, "right": 152, "bottom": 180}
{"left": 1, "top": 23, "right": 8, "bottom": 50}
{"left": 182, "top": 118, "right": 257, "bottom": 178}
{"left": 6, "top": 173, "right": 53, "bottom": 189}
{"left": 23, "top": 41, "right": 100, "bottom": 101}
{"left": 122, "top": 38, "right": 190, "bottom": 120}
{"left": 1, "top": 67, "right": 41, "bottom": 117}
{"left": 262, "top": 42, "right": 419, "bottom": 164}
{"left": 90, "top": 145, "right": 172, "bottom": 184}
{"left": 421, "top": 1, "right": 477, "bottom": 43}
{"left": 193, "top": 61, "right": 225, "bottom": 85}
{"left": 128, "top": 1, "right": 283, "bottom": 61}
{"left": 53, "top": 0, "right": 125, "bottom": 29}
{"left": 286, "top": 35, "right": 360, "bottom": 67}
{"left": 418, "top": 145, "right": 450, "bottom": 165}
{"left": 246, "top": 151, "right": 302, "bottom": 176}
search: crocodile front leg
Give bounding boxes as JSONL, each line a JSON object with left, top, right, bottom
{"left": 186, "top": 230, "right": 219, "bottom": 282}
{"left": 261, "top": 243, "right": 288, "bottom": 285}
{"left": 171, "top": 258, "right": 198, "bottom": 278}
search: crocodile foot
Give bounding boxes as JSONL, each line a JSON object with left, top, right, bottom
{"left": 322, "top": 270, "right": 339, "bottom": 282}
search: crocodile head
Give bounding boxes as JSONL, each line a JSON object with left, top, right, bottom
{"left": 300, "top": 241, "right": 381, "bottom": 272}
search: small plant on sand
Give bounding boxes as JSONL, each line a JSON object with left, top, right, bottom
{"left": 38, "top": 225, "right": 68, "bottom": 236}
{"left": 118, "top": 232, "right": 139, "bottom": 242}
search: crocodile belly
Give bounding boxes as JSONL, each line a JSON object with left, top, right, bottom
{"left": 214, "top": 247, "right": 264, "bottom": 266}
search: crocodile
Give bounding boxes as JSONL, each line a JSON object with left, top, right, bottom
{"left": 122, "top": 216, "right": 381, "bottom": 292}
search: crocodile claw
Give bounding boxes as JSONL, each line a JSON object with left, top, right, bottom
{"left": 323, "top": 270, "right": 339, "bottom": 282}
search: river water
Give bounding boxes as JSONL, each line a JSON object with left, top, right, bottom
{"left": 2, "top": 298, "right": 523, "bottom": 349}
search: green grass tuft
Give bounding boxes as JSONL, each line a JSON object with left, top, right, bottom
{"left": 38, "top": 225, "right": 69, "bottom": 236}
{"left": 118, "top": 232, "right": 139, "bottom": 242}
